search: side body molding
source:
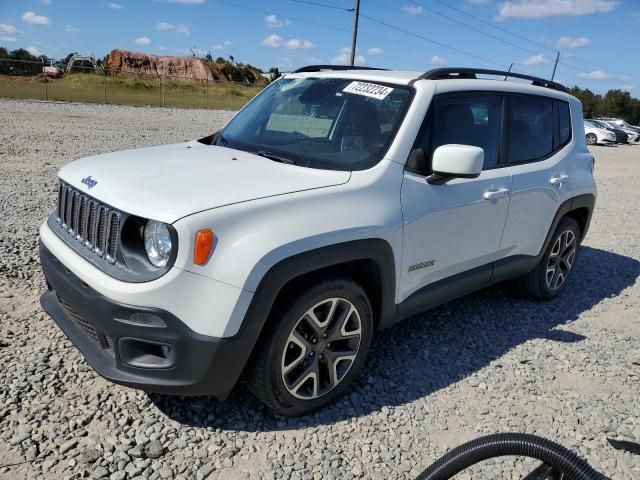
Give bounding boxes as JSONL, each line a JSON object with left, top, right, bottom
{"left": 395, "top": 193, "right": 596, "bottom": 323}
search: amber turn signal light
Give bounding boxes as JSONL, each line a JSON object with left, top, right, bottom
{"left": 194, "top": 229, "right": 215, "bottom": 265}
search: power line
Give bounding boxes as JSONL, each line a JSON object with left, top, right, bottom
{"left": 425, "top": 0, "right": 557, "bottom": 53}
{"left": 365, "top": 0, "right": 560, "bottom": 76}
{"left": 212, "top": 0, "right": 615, "bottom": 81}
{"left": 365, "top": 0, "right": 464, "bottom": 28}
{"left": 360, "top": 13, "right": 509, "bottom": 69}
{"left": 287, "top": 0, "right": 353, "bottom": 12}
{"left": 559, "top": 54, "right": 633, "bottom": 79}
{"left": 212, "top": 0, "right": 511, "bottom": 71}
{"left": 422, "top": 0, "right": 633, "bottom": 79}
{"left": 406, "top": 0, "right": 542, "bottom": 57}
{"left": 557, "top": 61, "right": 592, "bottom": 74}
{"left": 212, "top": 0, "right": 351, "bottom": 33}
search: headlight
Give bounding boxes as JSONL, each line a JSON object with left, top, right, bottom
{"left": 144, "top": 220, "right": 173, "bottom": 267}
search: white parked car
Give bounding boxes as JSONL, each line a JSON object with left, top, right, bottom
{"left": 583, "top": 120, "right": 616, "bottom": 145}
{"left": 39, "top": 66, "right": 597, "bottom": 415}
{"left": 598, "top": 118, "right": 640, "bottom": 143}
{"left": 599, "top": 117, "right": 640, "bottom": 132}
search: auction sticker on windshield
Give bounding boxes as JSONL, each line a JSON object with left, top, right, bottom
{"left": 343, "top": 81, "right": 393, "bottom": 100}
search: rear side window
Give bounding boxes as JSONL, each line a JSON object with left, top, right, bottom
{"left": 429, "top": 93, "right": 503, "bottom": 169}
{"left": 508, "top": 95, "right": 553, "bottom": 163}
{"left": 558, "top": 101, "right": 571, "bottom": 146}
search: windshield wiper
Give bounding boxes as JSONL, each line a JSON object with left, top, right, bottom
{"left": 253, "top": 150, "right": 297, "bottom": 165}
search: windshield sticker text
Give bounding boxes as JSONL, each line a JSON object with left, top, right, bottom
{"left": 343, "top": 81, "right": 393, "bottom": 100}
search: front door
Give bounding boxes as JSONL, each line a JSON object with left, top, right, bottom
{"left": 399, "top": 92, "right": 511, "bottom": 302}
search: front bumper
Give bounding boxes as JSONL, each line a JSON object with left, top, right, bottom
{"left": 39, "top": 242, "right": 251, "bottom": 398}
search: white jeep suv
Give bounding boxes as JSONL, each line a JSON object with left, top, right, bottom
{"left": 39, "top": 66, "right": 596, "bottom": 415}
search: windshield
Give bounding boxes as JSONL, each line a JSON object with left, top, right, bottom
{"left": 216, "top": 77, "right": 413, "bottom": 171}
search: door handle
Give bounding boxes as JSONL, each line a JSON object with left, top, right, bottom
{"left": 550, "top": 174, "right": 569, "bottom": 185}
{"left": 483, "top": 188, "right": 510, "bottom": 200}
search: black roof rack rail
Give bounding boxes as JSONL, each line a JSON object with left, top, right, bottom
{"left": 293, "top": 64, "right": 388, "bottom": 73}
{"left": 419, "top": 68, "right": 567, "bottom": 92}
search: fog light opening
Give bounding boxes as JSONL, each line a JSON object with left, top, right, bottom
{"left": 118, "top": 338, "right": 174, "bottom": 368}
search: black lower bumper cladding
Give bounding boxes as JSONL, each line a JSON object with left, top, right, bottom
{"left": 38, "top": 242, "right": 249, "bottom": 398}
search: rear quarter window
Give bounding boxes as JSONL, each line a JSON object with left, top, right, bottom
{"left": 507, "top": 95, "right": 553, "bottom": 163}
{"left": 558, "top": 101, "right": 572, "bottom": 146}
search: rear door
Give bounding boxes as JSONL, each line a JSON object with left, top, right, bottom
{"left": 399, "top": 92, "right": 512, "bottom": 301}
{"left": 498, "top": 95, "right": 573, "bottom": 258}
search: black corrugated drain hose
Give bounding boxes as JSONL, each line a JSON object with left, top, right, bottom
{"left": 416, "top": 433, "right": 608, "bottom": 480}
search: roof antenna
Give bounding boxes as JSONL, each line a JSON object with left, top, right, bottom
{"left": 504, "top": 63, "right": 513, "bottom": 81}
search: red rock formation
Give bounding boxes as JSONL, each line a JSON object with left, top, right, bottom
{"left": 104, "top": 49, "right": 264, "bottom": 84}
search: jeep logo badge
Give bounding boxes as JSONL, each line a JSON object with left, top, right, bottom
{"left": 81, "top": 176, "right": 98, "bottom": 189}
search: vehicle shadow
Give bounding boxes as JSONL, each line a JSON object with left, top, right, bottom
{"left": 149, "top": 246, "right": 639, "bottom": 431}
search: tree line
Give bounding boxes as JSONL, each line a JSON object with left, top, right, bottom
{"left": 0, "top": 47, "right": 102, "bottom": 74}
{"left": 568, "top": 87, "right": 640, "bottom": 125}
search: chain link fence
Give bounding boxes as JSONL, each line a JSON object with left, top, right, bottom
{"left": 0, "top": 58, "right": 265, "bottom": 110}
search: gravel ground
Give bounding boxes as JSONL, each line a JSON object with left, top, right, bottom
{"left": 1, "top": 98, "right": 639, "bottom": 480}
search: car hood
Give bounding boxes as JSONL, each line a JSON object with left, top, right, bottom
{"left": 59, "top": 141, "right": 351, "bottom": 223}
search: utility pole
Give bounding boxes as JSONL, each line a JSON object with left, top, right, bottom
{"left": 350, "top": 0, "right": 361, "bottom": 66}
{"left": 551, "top": 51, "right": 560, "bottom": 81}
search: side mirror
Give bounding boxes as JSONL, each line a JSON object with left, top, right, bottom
{"left": 427, "top": 144, "right": 484, "bottom": 185}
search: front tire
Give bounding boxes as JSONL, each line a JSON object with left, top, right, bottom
{"left": 517, "top": 217, "right": 580, "bottom": 300}
{"left": 247, "top": 277, "right": 373, "bottom": 416}
{"left": 586, "top": 133, "right": 597, "bottom": 145}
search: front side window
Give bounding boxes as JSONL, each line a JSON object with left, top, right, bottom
{"left": 216, "top": 77, "right": 413, "bottom": 171}
{"left": 507, "top": 95, "right": 553, "bottom": 163}
{"left": 426, "top": 93, "right": 503, "bottom": 170}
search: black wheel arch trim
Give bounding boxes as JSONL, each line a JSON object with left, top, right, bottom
{"left": 232, "top": 238, "right": 397, "bottom": 382}
{"left": 538, "top": 193, "right": 595, "bottom": 253}
{"left": 245, "top": 238, "right": 397, "bottom": 332}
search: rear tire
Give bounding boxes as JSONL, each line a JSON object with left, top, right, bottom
{"left": 247, "top": 276, "right": 373, "bottom": 416}
{"left": 517, "top": 217, "right": 580, "bottom": 300}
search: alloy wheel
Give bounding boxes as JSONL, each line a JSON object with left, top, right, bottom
{"left": 546, "top": 230, "right": 577, "bottom": 290}
{"left": 280, "top": 298, "right": 362, "bottom": 400}
{"left": 586, "top": 134, "right": 597, "bottom": 145}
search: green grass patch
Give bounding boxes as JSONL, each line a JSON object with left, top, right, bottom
{"left": 0, "top": 73, "right": 262, "bottom": 110}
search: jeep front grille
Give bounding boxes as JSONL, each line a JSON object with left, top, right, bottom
{"left": 56, "top": 181, "right": 120, "bottom": 263}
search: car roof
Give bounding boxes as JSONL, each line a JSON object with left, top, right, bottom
{"left": 285, "top": 69, "right": 572, "bottom": 100}
{"left": 286, "top": 70, "right": 420, "bottom": 85}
